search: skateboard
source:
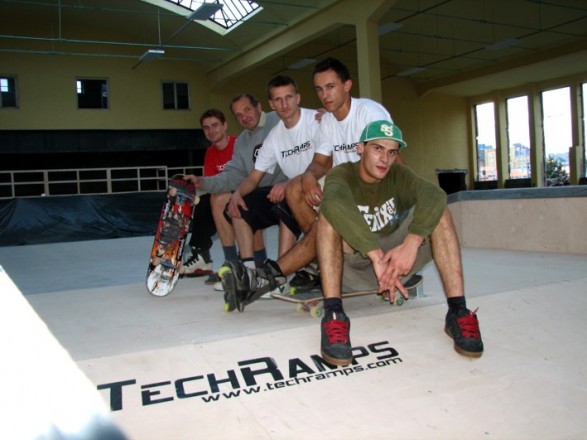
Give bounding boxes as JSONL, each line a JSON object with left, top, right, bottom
{"left": 146, "top": 175, "right": 198, "bottom": 297}
{"left": 271, "top": 274, "right": 423, "bottom": 318}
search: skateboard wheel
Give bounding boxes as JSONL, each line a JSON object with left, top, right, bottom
{"left": 395, "top": 297, "right": 405, "bottom": 306}
{"left": 295, "top": 303, "right": 307, "bottom": 314}
{"left": 223, "top": 302, "right": 232, "bottom": 313}
{"left": 310, "top": 305, "right": 323, "bottom": 318}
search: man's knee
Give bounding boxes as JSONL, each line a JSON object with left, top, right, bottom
{"left": 317, "top": 213, "right": 334, "bottom": 235}
{"left": 285, "top": 176, "right": 303, "bottom": 206}
{"left": 432, "top": 207, "right": 456, "bottom": 238}
{"left": 210, "top": 192, "right": 230, "bottom": 209}
{"left": 210, "top": 193, "right": 230, "bottom": 217}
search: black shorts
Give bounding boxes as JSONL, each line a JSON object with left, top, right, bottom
{"left": 223, "top": 186, "right": 301, "bottom": 238}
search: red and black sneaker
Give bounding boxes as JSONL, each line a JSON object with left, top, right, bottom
{"left": 321, "top": 310, "right": 352, "bottom": 366}
{"left": 445, "top": 307, "right": 484, "bottom": 358}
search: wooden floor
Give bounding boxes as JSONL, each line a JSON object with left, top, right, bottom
{"left": 1, "top": 229, "right": 586, "bottom": 439}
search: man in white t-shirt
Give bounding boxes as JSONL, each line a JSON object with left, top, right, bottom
{"left": 219, "top": 75, "right": 320, "bottom": 312}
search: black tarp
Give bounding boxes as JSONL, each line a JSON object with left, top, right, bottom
{"left": 0, "top": 192, "right": 163, "bottom": 246}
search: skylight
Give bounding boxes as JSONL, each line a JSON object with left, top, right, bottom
{"left": 165, "top": 0, "right": 262, "bottom": 33}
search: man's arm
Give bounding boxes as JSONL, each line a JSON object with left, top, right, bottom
{"left": 226, "top": 169, "right": 264, "bottom": 219}
{"left": 320, "top": 166, "right": 379, "bottom": 254}
{"left": 201, "top": 153, "right": 249, "bottom": 194}
{"left": 301, "top": 153, "right": 332, "bottom": 206}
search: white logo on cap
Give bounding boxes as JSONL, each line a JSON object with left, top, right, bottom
{"left": 380, "top": 124, "right": 395, "bottom": 137}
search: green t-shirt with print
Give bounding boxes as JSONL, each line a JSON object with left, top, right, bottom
{"left": 321, "top": 161, "right": 447, "bottom": 257}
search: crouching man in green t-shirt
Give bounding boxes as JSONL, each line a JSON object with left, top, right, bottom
{"left": 317, "top": 120, "right": 484, "bottom": 366}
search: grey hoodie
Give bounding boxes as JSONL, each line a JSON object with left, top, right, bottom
{"left": 201, "top": 111, "right": 287, "bottom": 194}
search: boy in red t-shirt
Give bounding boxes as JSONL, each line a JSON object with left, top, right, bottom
{"left": 183, "top": 109, "right": 266, "bottom": 287}
{"left": 183, "top": 109, "right": 235, "bottom": 279}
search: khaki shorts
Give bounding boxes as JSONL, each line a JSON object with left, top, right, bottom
{"left": 341, "top": 207, "right": 432, "bottom": 292}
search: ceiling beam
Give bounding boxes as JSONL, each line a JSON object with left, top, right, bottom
{"left": 206, "top": 0, "right": 396, "bottom": 88}
{"left": 417, "top": 40, "right": 587, "bottom": 98}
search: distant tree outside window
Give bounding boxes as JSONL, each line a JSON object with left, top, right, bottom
{"left": 545, "top": 154, "right": 569, "bottom": 186}
{"left": 541, "top": 87, "right": 571, "bottom": 182}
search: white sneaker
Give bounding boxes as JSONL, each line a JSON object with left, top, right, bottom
{"left": 213, "top": 280, "right": 224, "bottom": 292}
{"left": 182, "top": 253, "right": 213, "bottom": 277}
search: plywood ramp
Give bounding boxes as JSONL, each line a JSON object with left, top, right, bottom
{"left": 2, "top": 235, "right": 586, "bottom": 439}
{"left": 80, "top": 281, "right": 586, "bottom": 439}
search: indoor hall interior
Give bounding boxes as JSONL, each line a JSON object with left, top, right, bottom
{"left": 2, "top": 199, "right": 587, "bottom": 439}
{"left": 1, "top": 0, "right": 587, "bottom": 439}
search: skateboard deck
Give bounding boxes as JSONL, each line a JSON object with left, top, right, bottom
{"left": 146, "top": 175, "right": 198, "bottom": 297}
{"left": 271, "top": 274, "right": 424, "bottom": 317}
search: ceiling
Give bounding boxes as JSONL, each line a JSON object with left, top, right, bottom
{"left": 1, "top": 0, "right": 586, "bottom": 97}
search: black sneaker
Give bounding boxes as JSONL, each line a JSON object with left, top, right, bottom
{"left": 205, "top": 273, "right": 219, "bottom": 285}
{"left": 320, "top": 310, "right": 352, "bottom": 366}
{"left": 289, "top": 263, "right": 320, "bottom": 294}
{"left": 445, "top": 307, "right": 484, "bottom": 358}
{"left": 244, "top": 259, "right": 287, "bottom": 304}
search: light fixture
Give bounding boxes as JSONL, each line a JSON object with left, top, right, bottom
{"left": 378, "top": 22, "right": 403, "bottom": 36}
{"left": 288, "top": 58, "right": 316, "bottom": 70}
{"left": 396, "top": 67, "right": 426, "bottom": 77}
{"left": 139, "top": 49, "right": 165, "bottom": 62}
{"left": 188, "top": 3, "right": 224, "bottom": 21}
{"left": 486, "top": 38, "right": 518, "bottom": 50}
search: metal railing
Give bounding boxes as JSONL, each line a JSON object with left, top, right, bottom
{"left": 0, "top": 166, "right": 204, "bottom": 199}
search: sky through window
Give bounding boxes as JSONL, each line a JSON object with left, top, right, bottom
{"left": 165, "top": 0, "right": 262, "bottom": 32}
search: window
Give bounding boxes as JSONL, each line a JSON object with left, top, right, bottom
{"left": 0, "top": 76, "right": 18, "bottom": 108}
{"left": 165, "top": 0, "right": 262, "bottom": 34}
{"left": 76, "top": 78, "right": 108, "bottom": 109}
{"left": 474, "top": 102, "right": 497, "bottom": 181}
{"left": 162, "top": 82, "right": 190, "bottom": 110}
{"left": 583, "top": 83, "right": 587, "bottom": 178}
{"left": 541, "top": 87, "right": 571, "bottom": 180}
{"left": 506, "top": 96, "right": 531, "bottom": 179}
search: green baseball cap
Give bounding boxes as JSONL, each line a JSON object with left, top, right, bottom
{"left": 359, "top": 120, "right": 407, "bottom": 148}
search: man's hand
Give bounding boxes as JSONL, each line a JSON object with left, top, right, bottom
{"left": 267, "top": 182, "right": 287, "bottom": 203}
{"left": 184, "top": 174, "right": 203, "bottom": 189}
{"left": 301, "top": 172, "right": 323, "bottom": 206}
{"left": 300, "top": 153, "right": 331, "bottom": 206}
{"left": 368, "top": 234, "right": 423, "bottom": 303}
{"left": 314, "top": 108, "right": 326, "bottom": 122}
{"left": 368, "top": 249, "right": 402, "bottom": 299}
{"left": 227, "top": 191, "right": 247, "bottom": 219}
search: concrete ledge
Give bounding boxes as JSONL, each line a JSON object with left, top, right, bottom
{"left": 448, "top": 187, "right": 587, "bottom": 254}
{"left": 448, "top": 185, "right": 587, "bottom": 202}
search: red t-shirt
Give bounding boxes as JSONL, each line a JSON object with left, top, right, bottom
{"left": 203, "top": 135, "right": 236, "bottom": 177}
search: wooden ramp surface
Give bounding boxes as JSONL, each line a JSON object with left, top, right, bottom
{"left": 80, "top": 281, "right": 586, "bottom": 440}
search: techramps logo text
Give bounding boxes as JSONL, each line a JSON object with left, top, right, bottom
{"left": 98, "top": 341, "right": 401, "bottom": 411}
